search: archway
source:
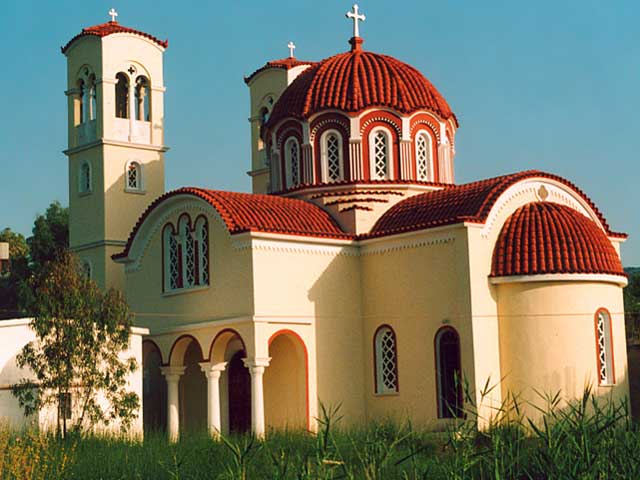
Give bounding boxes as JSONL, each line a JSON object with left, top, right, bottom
{"left": 169, "top": 336, "right": 207, "bottom": 434}
{"left": 209, "top": 329, "right": 250, "bottom": 434}
{"left": 228, "top": 350, "right": 251, "bottom": 433}
{"left": 435, "top": 327, "right": 463, "bottom": 418}
{"left": 142, "top": 341, "right": 166, "bottom": 433}
{"left": 264, "top": 331, "right": 308, "bottom": 430}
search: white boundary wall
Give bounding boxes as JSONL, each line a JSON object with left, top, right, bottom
{"left": 0, "top": 318, "right": 147, "bottom": 433}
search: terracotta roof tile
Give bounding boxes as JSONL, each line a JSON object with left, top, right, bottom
{"left": 244, "top": 57, "right": 316, "bottom": 84}
{"left": 491, "top": 202, "right": 625, "bottom": 277}
{"left": 113, "top": 188, "right": 350, "bottom": 260}
{"left": 368, "top": 170, "right": 626, "bottom": 239}
{"left": 266, "top": 48, "right": 456, "bottom": 127}
{"left": 62, "top": 21, "right": 168, "bottom": 53}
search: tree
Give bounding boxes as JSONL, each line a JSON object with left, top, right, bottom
{"left": 0, "top": 228, "right": 29, "bottom": 313}
{"left": 0, "top": 201, "right": 69, "bottom": 314}
{"left": 28, "top": 201, "right": 69, "bottom": 270}
{"left": 12, "top": 251, "right": 139, "bottom": 437}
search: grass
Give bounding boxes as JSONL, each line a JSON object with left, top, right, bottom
{"left": 1, "top": 391, "right": 640, "bottom": 479}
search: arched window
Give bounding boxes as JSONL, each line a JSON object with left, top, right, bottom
{"left": 163, "top": 225, "right": 181, "bottom": 291}
{"left": 88, "top": 74, "right": 97, "bottom": 121}
{"left": 79, "top": 161, "right": 91, "bottom": 194}
{"left": 284, "top": 137, "right": 300, "bottom": 188}
{"left": 135, "top": 76, "right": 150, "bottom": 122}
{"left": 77, "top": 79, "right": 86, "bottom": 125}
{"left": 595, "top": 309, "right": 615, "bottom": 385}
{"left": 195, "top": 217, "right": 209, "bottom": 286}
{"left": 126, "top": 161, "right": 143, "bottom": 191}
{"left": 321, "top": 130, "right": 344, "bottom": 183}
{"left": 435, "top": 327, "right": 463, "bottom": 418}
{"left": 415, "top": 131, "right": 433, "bottom": 181}
{"left": 82, "top": 260, "right": 92, "bottom": 280}
{"left": 163, "top": 218, "right": 210, "bottom": 293}
{"left": 369, "top": 128, "right": 392, "bottom": 180}
{"left": 374, "top": 325, "right": 398, "bottom": 394}
{"left": 115, "top": 73, "right": 129, "bottom": 119}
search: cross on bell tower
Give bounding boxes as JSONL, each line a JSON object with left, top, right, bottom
{"left": 346, "top": 4, "right": 366, "bottom": 38}
{"left": 287, "top": 41, "right": 296, "bottom": 58}
{"left": 108, "top": 8, "right": 118, "bottom": 22}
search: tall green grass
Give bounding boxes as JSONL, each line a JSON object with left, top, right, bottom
{"left": 1, "top": 389, "right": 639, "bottom": 479}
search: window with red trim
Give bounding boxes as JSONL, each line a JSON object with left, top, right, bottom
{"left": 595, "top": 309, "right": 615, "bottom": 385}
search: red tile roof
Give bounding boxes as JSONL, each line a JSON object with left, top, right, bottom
{"left": 266, "top": 46, "right": 456, "bottom": 128}
{"left": 113, "top": 188, "right": 351, "bottom": 260}
{"left": 244, "top": 57, "right": 316, "bottom": 85}
{"left": 491, "top": 202, "right": 625, "bottom": 277}
{"left": 368, "top": 170, "right": 626, "bottom": 239}
{"left": 61, "top": 21, "right": 168, "bottom": 54}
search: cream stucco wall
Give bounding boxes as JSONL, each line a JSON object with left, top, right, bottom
{"left": 496, "top": 281, "right": 629, "bottom": 420}
{"left": 359, "top": 226, "right": 474, "bottom": 428}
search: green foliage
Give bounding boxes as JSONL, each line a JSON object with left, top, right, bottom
{"left": 1, "top": 390, "right": 639, "bottom": 480}
{"left": 0, "top": 201, "right": 69, "bottom": 315}
{"left": 11, "top": 251, "right": 139, "bottom": 437}
{"left": 27, "top": 200, "right": 69, "bottom": 270}
{"left": 0, "top": 228, "right": 29, "bottom": 312}
{"left": 624, "top": 268, "right": 640, "bottom": 341}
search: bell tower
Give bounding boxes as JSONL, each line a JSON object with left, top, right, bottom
{"left": 62, "top": 11, "right": 168, "bottom": 291}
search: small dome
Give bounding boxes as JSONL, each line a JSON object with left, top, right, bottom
{"left": 267, "top": 42, "right": 455, "bottom": 127}
{"left": 491, "top": 202, "right": 624, "bottom": 278}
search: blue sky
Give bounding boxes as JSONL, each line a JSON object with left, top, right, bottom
{"left": 1, "top": 1, "right": 638, "bottom": 265}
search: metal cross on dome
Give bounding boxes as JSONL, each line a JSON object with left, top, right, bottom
{"left": 108, "top": 8, "right": 118, "bottom": 22}
{"left": 288, "top": 41, "right": 296, "bottom": 58}
{"left": 346, "top": 4, "right": 366, "bottom": 38}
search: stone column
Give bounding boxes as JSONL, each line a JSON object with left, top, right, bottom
{"left": 160, "top": 366, "right": 186, "bottom": 442}
{"left": 199, "top": 362, "right": 227, "bottom": 437}
{"left": 242, "top": 358, "right": 271, "bottom": 438}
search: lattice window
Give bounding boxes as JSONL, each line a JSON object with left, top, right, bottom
{"left": 416, "top": 132, "right": 431, "bottom": 181}
{"left": 79, "top": 162, "right": 91, "bottom": 193}
{"left": 164, "top": 226, "right": 181, "bottom": 291}
{"left": 325, "top": 133, "right": 342, "bottom": 182}
{"left": 180, "top": 219, "right": 196, "bottom": 288}
{"left": 82, "top": 261, "right": 92, "bottom": 280}
{"left": 371, "top": 130, "right": 390, "bottom": 180}
{"left": 285, "top": 138, "right": 300, "bottom": 188}
{"left": 595, "top": 310, "right": 614, "bottom": 385}
{"left": 375, "top": 326, "right": 398, "bottom": 394}
{"left": 196, "top": 217, "right": 209, "bottom": 286}
{"left": 127, "top": 162, "right": 141, "bottom": 190}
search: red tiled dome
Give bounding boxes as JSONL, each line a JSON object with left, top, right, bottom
{"left": 267, "top": 42, "right": 455, "bottom": 127}
{"left": 491, "top": 202, "right": 624, "bottom": 278}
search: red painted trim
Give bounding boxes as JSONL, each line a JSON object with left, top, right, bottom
{"left": 372, "top": 324, "right": 399, "bottom": 395}
{"left": 433, "top": 326, "right": 463, "bottom": 419}
{"left": 268, "top": 329, "right": 311, "bottom": 431}
{"left": 142, "top": 339, "right": 165, "bottom": 366}
{"left": 594, "top": 308, "right": 616, "bottom": 385}
{"left": 168, "top": 334, "right": 205, "bottom": 366}
{"left": 207, "top": 328, "right": 247, "bottom": 362}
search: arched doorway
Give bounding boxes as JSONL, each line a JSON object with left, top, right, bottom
{"left": 264, "top": 331, "right": 308, "bottom": 430}
{"left": 228, "top": 350, "right": 251, "bottom": 433}
{"left": 435, "top": 327, "right": 463, "bottom": 418}
{"left": 168, "top": 336, "right": 207, "bottom": 435}
{"left": 142, "top": 341, "right": 166, "bottom": 433}
{"left": 209, "top": 329, "right": 251, "bottom": 435}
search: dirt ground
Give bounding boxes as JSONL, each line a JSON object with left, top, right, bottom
{"left": 628, "top": 345, "right": 640, "bottom": 420}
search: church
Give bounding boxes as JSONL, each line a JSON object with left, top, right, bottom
{"left": 4, "top": 6, "right": 631, "bottom": 439}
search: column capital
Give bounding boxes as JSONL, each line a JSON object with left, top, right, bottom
{"left": 199, "top": 361, "right": 227, "bottom": 379}
{"left": 243, "top": 357, "right": 271, "bottom": 371}
{"left": 160, "top": 365, "right": 186, "bottom": 382}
